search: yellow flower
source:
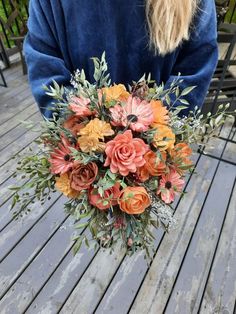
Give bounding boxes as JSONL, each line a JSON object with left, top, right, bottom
{"left": 102, "top": 84, "right": 130, "bottom": 102}
{"left": 78, "top": 135, "right": 106, "bottom": 153}
{"left": 150, "top": 100, "right": 170, "bottom": 127}
{"left": 55, "top": 173, "right": 79, "bottom": 198}
{"left": 79, "top": 118, "right": 114, "bottom": 140}
{"left": 152, "top": 124, "right": 175, "bottom": 151}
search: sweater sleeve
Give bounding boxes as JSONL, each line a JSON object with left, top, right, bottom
{"left": 165, "top": 0, "right": 218, "bottom": 114}
{"left": 24, "top": 0, "right": 71, "bottom": 118}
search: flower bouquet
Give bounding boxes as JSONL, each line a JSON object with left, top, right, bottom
{"left": 10, "top": 53, "right": 234, "bottom": 258}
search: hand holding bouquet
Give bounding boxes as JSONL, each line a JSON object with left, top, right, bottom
{"left": 10, "top": 53, "right": 235, "bottom": 258}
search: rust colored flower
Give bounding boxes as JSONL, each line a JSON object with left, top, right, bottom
{"left": 63, "top": 115, "right": 84, "bottom": 136}
{"left": 169, "top": 143, "right": 193, "bottom": 174}
{"left": 102, "top": 84, "right": 130, "bottom": 102}
{"left": 55, "top": 173, "right": 79, "bottom": 198}
{"left": 137, "top": 150, "right": 167, "bottom": 182}
{"left": 79, "top": 118, "right": 114, "bottom": 140}
{"left": 69, "top": 96, "right": 93, "bottom": 117}
{"left": 104, "top": 130, "right": 149, "bottom": 176}
{"left": 70, "top": 162, "right": 98, "bottom": 191}
{"left": 152, "top": 124, "right": 175, "bottom": 151}
{"left": 150, "top": 100, "right": 170, "bottom": 126}
{"left": 89, "top": 182, "right": 121, "bottom": 210}
{"left": 77, "top": 135, "right": 105, "bottom": 153}
{"left": 49, "top": 135, "right": 74, "bottom": 174}
{"left": 118, "top": 186, "right": 151, "bottom": 215}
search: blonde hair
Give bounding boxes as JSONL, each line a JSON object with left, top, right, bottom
{"left": 146, "top": 0, "right": 198, "bottom": 55}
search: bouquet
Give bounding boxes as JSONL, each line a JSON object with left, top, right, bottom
{"left": 10, "top": 53, "right": 234, "bottom": 258}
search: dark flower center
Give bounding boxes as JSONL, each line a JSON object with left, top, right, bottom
{"left": 165, "top": 181, "right": 172, "bottom": 189}
{"left": 127, "top": 114, "right": 138, "bottom": 123}
{"left": 64, "top": 154, "right": 71, "bottom": 161}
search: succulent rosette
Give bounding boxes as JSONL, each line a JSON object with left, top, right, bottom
{"left": 11, "top": 53, "right": 234, "bottom": 258}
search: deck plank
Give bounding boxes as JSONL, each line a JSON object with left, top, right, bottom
{"left": 199, "top": 180, "right": 236, "bottom": 314}
{"left": 163, "top": 161, "right": 236, "bottom": 314}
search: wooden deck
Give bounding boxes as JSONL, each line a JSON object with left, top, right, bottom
{"left": 0, "top": 63, "right": 236, "bottom": 314}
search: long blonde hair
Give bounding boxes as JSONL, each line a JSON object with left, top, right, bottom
{"left": 146, "top": 0, "right": 198, "bottom": 55}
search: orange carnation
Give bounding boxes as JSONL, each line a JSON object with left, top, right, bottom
{"left": 78, "top": 136, "right": 105, "bottom": 153}
{"left": 55, "top": 173, "right": 79, "bottom": 198}
{"left": 137, "top": 151, "right": 167, "bottom": 182}
{"left": 152, "top": 124, "right": 175, "bottom": 151}
{"left": 102, "top": 84, "right": 130, "bottom": 102}
{"left": 118, "top": 186, "right": 151, "bottom": 215}
{"left": 150, "top": 100, "right": 170, "bottom": 126}
{"left": 79, "top": 118, "right": 114, "bottom": 140}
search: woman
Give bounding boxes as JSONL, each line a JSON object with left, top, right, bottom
{"left": 24, "top": 0, "right": 218, "bottom": 118}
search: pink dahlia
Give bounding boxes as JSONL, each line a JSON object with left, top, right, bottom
{"left": 104, "top": 130, "right": 149, "bottom": 176}
{"left": 109, "top": 95, "right": 154, "bottom": 132}
{"left": 49, "top": 135, "right": 74, "bottom": 174}
{"left": 69, "top": 96, "right": 92, "bottom": 117}
{"left": 157, "top": 170, "right": 185, "bottom": 204}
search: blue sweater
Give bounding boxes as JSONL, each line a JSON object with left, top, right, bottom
{"left": 24, "top": 0, "right": 218, "bottom": 118}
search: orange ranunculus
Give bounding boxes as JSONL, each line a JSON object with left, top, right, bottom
{"left": 89, "top": 183, "right": 121, "bottom": 210}
{"left": 137, "top": 150, "right": 167, "bottom": 182}
{"left": 118, "top": 186, "right": 151, "bottom": 215}
{"left": 55, "top": 173, "right": 79, "bottom": 198}
{"left": 79, "top": 118, "right": 114, "bottom": 140}
{"left": 169, "top": 143, "right": 193, "bottom": 174}
{"left": 104, "top": 130, "right": 149, "bottom": 176}
{"left": 63, "top": 115, "right": 84, "bottom": 136}
{"left": 101, "top": 84, "right": 130, "bottom": 102}
{"left": 150, "top": 100, "right": 170, "bottom": 127}
{"left": 70, "top": 162, "right": 98, "bottom": 191}
{"left": 77, "top": 135, "right": 105, "bottom": 153}
{"left": 152, "top": 124, "right": 175, "bottom": 151}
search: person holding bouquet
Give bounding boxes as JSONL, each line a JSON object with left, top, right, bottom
{"left": 24, "top": 0, "right": 218, "bottom": 118}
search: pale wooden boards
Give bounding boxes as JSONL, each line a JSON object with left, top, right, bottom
{"left": 0, "top": 63, "right": 236, "bottom": 314}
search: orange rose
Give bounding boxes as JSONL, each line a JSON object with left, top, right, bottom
{"left": 63, "top": 115, "right": 84, "bottom": 136}
{"left": 118, "top": 186, "right": 151, "bottom": 215}
{"left": 70, "top": 162, "right": 98, "bottom": 191}
{"left": 150, "top": 100, "right": 170, "bottom": 126}
{"left": 152, "top": 124, "right": 175, "bottom": 151}
{"left": 89, "top": 183, "right": 121, "bottom": 210}
{"left": 137, "top": 150, "right": 167, "bottom": 182}
{"left": 102, "top": 84, "right": 130, "bottom": 102}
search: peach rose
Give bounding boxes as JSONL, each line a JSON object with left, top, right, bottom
{"left": 104, "top": 130, "right": 149, "bottom": 176}
{"left": 70, "top": 162, "right": 98, "bottom": 191}
{"left": 118, "top": 186, "right": 151, "bottom": 214}
{"left": 89, "top": 183, "right": 121, "bottom": 210}
{"left": 137, "top": 150, "right": 167, "bottom": 182}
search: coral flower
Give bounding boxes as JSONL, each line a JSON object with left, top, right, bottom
{"left": 118, "top": 186, "right": 151, "bottom": 214}
{"left": 89, "top": 182, "right": 121, "bottom": 210}
{"left": 69, "top": 96, "right": 92, "bottom": 117}
{"left": 137, "top": 151, "right": 167, "bottom": 182}
{"left": 157, "top": 170, "right": 185, "bottom": 204}
{"left": 79, "top": 118, "right": 114, "bottom": 140}
{"left": 152, "top": 124, "right": 175, "bottom": 151}
{"left": 150, "top": 100, "right": 170, "bottom": 126}
{"left": 55, "top": 173, "right": 79, "bottom": 198}
{"left": 49, "top": 135, "right": 74, "bottom": 174}
{"left": 104, "top": 130, "right": 149, "bottom": 176}
{"left": 102, "top": 84, "right": 130, "bottom": 102}
{"left": 110, "top": 96, "right": 154, "bottom": 132}
{"left": 78, "top": 135, "right": 106, "bottom": 153}
{"left": 63, "top": 115, "right": 84, "bottom": 136}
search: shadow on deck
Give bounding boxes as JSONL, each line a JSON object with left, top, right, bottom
{"left": 0, "top": 63, "right": 235, "bottom": 314}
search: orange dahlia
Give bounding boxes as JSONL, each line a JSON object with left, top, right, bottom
{"left": 55, "top": 173, "right": 79, "bottom": 198}
{"left": 152, "top": 125, "right": 175, "bottom": 151}
{"left": 150, "top": 100, "right": 170, "bottom": 126}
